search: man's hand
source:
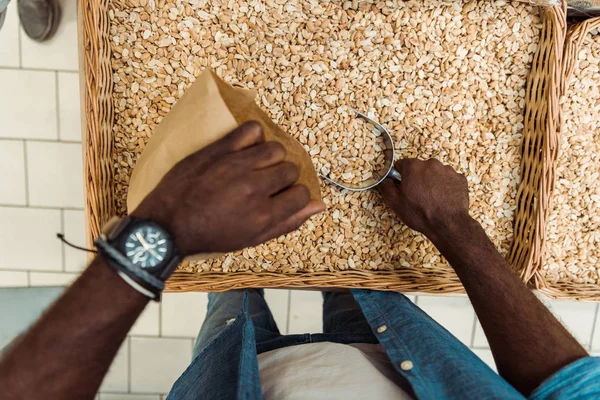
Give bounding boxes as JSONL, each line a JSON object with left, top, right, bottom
{"left": 379, "top": 157, "right": 588, "bottom": 396}
{"left": 378, "top": 158, "right": 470, "bottom": 240}
{"left": 133, "top": 121, "right": 325, "bottom": 257}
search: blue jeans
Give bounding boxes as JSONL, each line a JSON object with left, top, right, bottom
{"left": 171, "top": 289, "right": 600, "bottom": 400}
{"left": 192, "top": 289, "right": 379, "bottom": 358}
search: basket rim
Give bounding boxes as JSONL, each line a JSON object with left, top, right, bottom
{"left": 531, "top": 15, "right": 600, "bottom": 300}
{"left": 80, "top": 0, "right": 558, "bottom": 295}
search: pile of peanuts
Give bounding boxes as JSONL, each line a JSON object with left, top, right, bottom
{"left": 109, "top": 0, "right": 541, "bottom": 273}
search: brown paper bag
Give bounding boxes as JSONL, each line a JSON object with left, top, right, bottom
{"left": 127, "top": 69, "right": 321, "bottom": 260}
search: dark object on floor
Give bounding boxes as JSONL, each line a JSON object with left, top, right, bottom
{"left": 18, "top": 0, "right": 61, "bottom": 42}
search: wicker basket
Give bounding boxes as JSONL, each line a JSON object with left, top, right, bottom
{"left": 531, "top": 16, "right": 600, "bottom": 301}
{"left": 79, "top": 1, "right": 563, "bottom": 293}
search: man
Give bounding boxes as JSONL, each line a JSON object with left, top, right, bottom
{"left": 0, "top": 121, "right": 598, "bottom": 399}
{"left": 0, "top": 0, "right": 61, "bottom": 42}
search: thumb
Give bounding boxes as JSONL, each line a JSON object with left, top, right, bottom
{"left": 378, "top": 178, "right": 402, "bottom": 206}
{"left": 255, "top": 200, "right": 326, "bottom": 244}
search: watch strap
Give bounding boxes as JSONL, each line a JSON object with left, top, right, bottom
{"left": 95, "top": 236, "right": 165, "bottom": 301}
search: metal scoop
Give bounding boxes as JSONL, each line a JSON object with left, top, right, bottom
{"left": 321, "top": 108, "right": 402, "bottom": 191}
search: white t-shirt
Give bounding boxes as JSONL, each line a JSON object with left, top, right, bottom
{"left": 258, "top": 342, "right": 413, "bottom": 399}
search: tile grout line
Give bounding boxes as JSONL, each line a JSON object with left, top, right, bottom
{"left": 0, "top": 203, "right": 84, "bottom": 211}
{"left": 469, "top": 314, "right": 478, "bottom": 349}
{"left": 22, "top": 140, "right": 29, "bottom": 206}
{"left": 0, "top": 267, "right": 79, "bottom": 274}
{"left": 60, "top": 209, "right": 66, "bottom": 272}
{"left": 0, "top": 137, "right": 81, "bottom": 144}
{"left": 588, "top": 303, "right": 599, "bottom": 351}
{"left": 0, "top": 65, "right": 79, "bottom": 74}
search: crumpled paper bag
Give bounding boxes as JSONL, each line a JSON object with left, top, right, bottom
{"left": 127, "top": 69, "right": 322, "bottom": 260}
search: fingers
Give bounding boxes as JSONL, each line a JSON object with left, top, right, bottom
{"left": 229, "top": 141, "right": 287, "bottom": 170}
{"left": 256, "top": 199, "right": 326, "bottom": 243}
{"left": 270, "top": 185, "right": 312, "bottom": 219}
{"left": 214, "top": 121, "right": 265, "bottom": 153}
{"left": 378, "top": 178, "right": 402, "bottom": 205}
{"left": 253, "top": 162, "right": 299, "bottom": 195}
{"left": 174, "top": 121, "right": 265, "bottom": 173}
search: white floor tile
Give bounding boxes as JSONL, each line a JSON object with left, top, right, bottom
{"left": 546, "top": 300, "right": 597, "bottom": 349}
{"left": 161, "top": 292, "right": 208, "bottom": 338}
{"left": 57, "top": 72, "right": 82, "bottom": 141}
{"left": 288, "top": 290, "right": 322, "bottom": 334}
{"left": 130, "top": 337, "right": 192, "bottom": 393}
{"left": 29, "top": 271, "right": 78, "bottom": 286}
{"left": 26, "top": 141, "right": 83, "bottom": 208}
{"left": 404, "top": 294, "right": 417, "bottom": 303}
{"left": 472, "top": 319, "right": 489, "bottom": 348}
{"left": 100, "top": 339, "right": 129, "bottom": 392}
{"left": 0, "top": 207, "right": 62, "bottom": 270}
{"left": 0, "top": 3, "right": 20, "bottom": 67}
{"left": 0, "top": 271, "right": 28, "bottom": 287}
{"left": 416, "top": 295, "right": 475, "bottom": 346}
{"left": 99, "top": 395, "right": 160, "bottom": 400}
{"left": 264, "top": 289, "right": 290, "bottom": 334}
{"left": 593, "top": 310, "right": 600, "bottom": 352}
{"left": 0, "top": 140, "right": 26, "bottom": 205}
{"left": 63, "top": 209, "right": 88, "bottom": 272}
{"left": 0, "top": 69, "right": 57, "bottom": 140}
{"left": 20, "top": 0, "right": 78, "bottom": 71}
{"left": 130, "top": 301, "right": 160, "bottom": 336}
{"left": 471, "top": 348, "right": 497, "bottom": 373}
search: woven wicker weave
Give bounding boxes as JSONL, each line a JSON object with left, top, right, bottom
{"left": 533, "top": 16, "right": 600, "bottom": 301}
{"left": 80, "top": 1, "right": 560, "bottom": 293}
{"left": 512, "top": 3, "right": 567, "bottom": 284}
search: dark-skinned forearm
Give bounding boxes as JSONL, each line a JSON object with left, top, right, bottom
{"left": 430, "top": 215, "right": 588, "bottom": 396}
{"left": 0, "top": 256, "right": 149, "bottom": 400}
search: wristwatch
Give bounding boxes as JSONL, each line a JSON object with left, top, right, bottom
{"left": 94, "top": 217, "right": 181, "bottom": 300}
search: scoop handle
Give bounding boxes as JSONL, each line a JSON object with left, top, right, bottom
{"left": 387, "top": 167, "right": 402, "bottom": 183}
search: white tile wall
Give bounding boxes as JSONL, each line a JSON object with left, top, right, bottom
{"left": 288, "top": 290, "right": 322, "bottom": 334}
{"left": 161, "top": 292, "right": 208, "bottom": 337}
{"left": 130, "top": 337, "right": 192, "bottom": 394}
{"left": 130, "top": 301, "right": 160, "bottom": 336}
{"left": 264, "top": 289, "right": 290, "bottom": 334}
{"left": 0, "top": 69, "right": 57, "bottom": 140}
{"left": 20, "top": 0, "right": 79, "bottom": 71}
{"left": 472, "top": 319, "right": 489, "bottom": 348}
{"left": 592, "top": 314, "right": 600, "bottom": 352}
{"left": 63, "top": 209, "right": 88, "bottom": 272}
{"left": 0, "top": 207, "right": 62, "bottom": 270}
{"left": 0, "top": 271, "right": 28, "bottom": 287}
{"left": 0, "top": 3, "right": 19, "bottom": 67}
{"left": 57, "top": 72, "right": 82, "bottom": 141}
{"left": 100, "top": 339, "right": 130, "bottom": 393}
{"left": 26, "top": 141, "right": 84, "bottom": 208}
{"left": 0, "top": 140, "right": 26, "bottom": 205}
{"left": 1, "top": 3, "right": 600, "bottom": 399}
{"left": 546, "top": 300, "right": 598, "bottom": 349}
{"left": 29, "top": 271, "right": 79, "bottom": 286}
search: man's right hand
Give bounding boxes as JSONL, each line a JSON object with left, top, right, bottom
{"left": 133, "top": 121, "right": 326, "bottom": 258}
{"left": 378, "top": 158, "right": 471, "bottom": 241}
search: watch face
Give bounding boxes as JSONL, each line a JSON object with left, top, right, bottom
{"left": 123, "top": 223, "right": 170, "bottom": 269}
